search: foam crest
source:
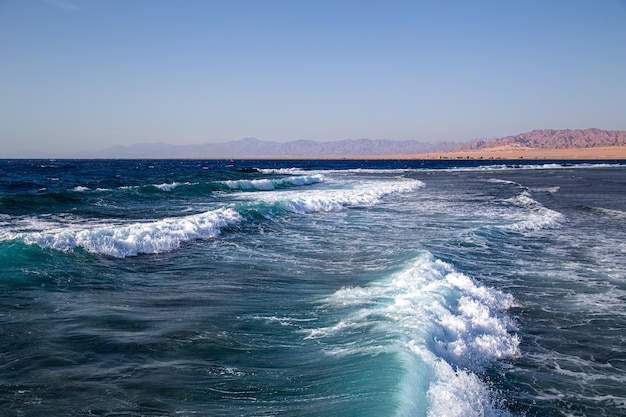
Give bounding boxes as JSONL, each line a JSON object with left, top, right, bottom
{"left": 487, "top": 178, "right": 518, "bottom": 185}
{"left": 257, "top": 167, "right": 307, "bottom": 175}
{"left": 13, "top": 208, "right": 241, "bottom": 258}
{"left": 425, "top": 357, "right": 509, "bottom": 417}
{"left": 71, "top": 186, "right": 91, "bottom": 192}
{"left": 221, "top": 174, "right": 324, "bottom": 191}
{"left": 531, "top": 186, "right": 560, "bottom": 193}
{"left": 311, "top": 252, "right": 518, "bottom": 416}
{"left": 503, "top": 191, "right": 564, "bottom": 232}
{"left": 250, "top": 179, "right": 423, "bottom": 214}
{"left": 258, "top": 168, "right": 307, "bottom": 175}
{"left": 153, "top": 182, "right": 189, "bottom": 191}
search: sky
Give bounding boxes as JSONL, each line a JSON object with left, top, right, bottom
{"left": 1, "top": 0, "right": 625, "bottom": 157}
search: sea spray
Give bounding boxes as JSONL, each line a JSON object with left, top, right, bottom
{"left": 237, "top": 178, "right": 424, "bottom": 214}
{"left": 11, "top": 208, "right": 242, "bottom": 257}
{"left": 309, "top": 252, "right": 519, "bottom": 416}
{"left": 221, "top": 174, "right": 325, "bottom": 191}
{"left": 1, "top": 159, "right": 624, "bottom": 416}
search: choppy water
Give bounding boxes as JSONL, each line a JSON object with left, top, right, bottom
{"left": 1, "top": 159, "right": 625, "bottom": 416}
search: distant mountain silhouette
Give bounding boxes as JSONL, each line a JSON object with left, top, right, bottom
{"left": 455, "top": 128, "right": 626, "bottom": 152}
{"left": 83, "top": 129, "right": 626, "bottom": 159}
{"left": 88, "top": 138, "right": 458, "bottom": 159}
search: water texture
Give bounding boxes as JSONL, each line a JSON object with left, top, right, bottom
{"left": 1, "top": 159, "right": 625, "bottom": 416}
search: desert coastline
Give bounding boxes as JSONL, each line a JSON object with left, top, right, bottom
{"left": 253, "top": 145, "right": 626, "bottom": 160}
{"left": 370, "top": 145, "right": 626, "bottom": 161}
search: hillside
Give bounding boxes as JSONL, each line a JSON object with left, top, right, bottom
{"left": 455, "top": 128, "right": 626, "bottom": 152}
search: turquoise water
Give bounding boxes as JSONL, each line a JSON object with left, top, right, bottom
{"left": 1, "top": 159, "right": 625, "bottom": 416}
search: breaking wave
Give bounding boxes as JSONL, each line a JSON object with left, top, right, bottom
{"left": 308, "top": 252, "right": 519, "bottom": 416}
{"left": 8, "top": 208, "right": 242, "bottom": 258}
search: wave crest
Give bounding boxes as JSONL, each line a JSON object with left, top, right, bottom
{"left": 309, "top": 252, "right": 519, "bottom": 416}
{"left": 249, "top": 179, "right": 424, "bottom": 214}
{"left": 220, "top": 174, "right": 324, "bottom": 191}
{"left": 13, "top": 208, "right": 242, "bottom": 258}
{"left": 502, "top": 190, "right": 563, "bottom": 232}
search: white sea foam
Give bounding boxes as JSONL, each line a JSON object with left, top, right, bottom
{"left": 487, "top": 178, "right": 518, "bottom": 185}
{"left": 153, "top": 182, "right": 189, "bottom": 191}
{"left": 247, "top": 179, "right": 423, "bottom": 214}
{"left": 221, "top": 174, "right": 324, "bottom": 191}
{"left": 309, "top": 252, "right": 519, "bottom": 416}
{"left": 252, "top": 315, "right": 318, "bottom": 327}
{"left": 258, "top": 168, "right": 308, "bottom": 175}
{"left": 11, "top": 208, "right": 241, "bottom": 258}
{"left": 260, "top": 162, "right": 623, "bottom": 177}
{"left": 71, "top": 186, "right": 91, "bottom": 192}
{"left": 424, "top": 357, "right": 509, "bottom": 417}
{"left": 501, "top": 190, "right": 564, "bottom": 232}
{"left": 567, "top": 288, "right": 626, "bottom": 315}
{"left": 531, "top": 186, "right": 560, "bottom": 193}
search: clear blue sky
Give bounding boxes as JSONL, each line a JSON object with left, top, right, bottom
{"left": 1, "top": 0, "right": 625, "bottom": 156}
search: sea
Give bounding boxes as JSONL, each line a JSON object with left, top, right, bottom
{"left": 1, "top": 158, "right": 625, "bottom": 417}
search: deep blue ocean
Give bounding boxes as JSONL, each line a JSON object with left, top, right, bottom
{"left": 1, "top": 159, "right": 625, "bottom": 416}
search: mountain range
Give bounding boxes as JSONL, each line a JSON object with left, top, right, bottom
{"left": 88, "top": 138, "right": 459, "bottom": 159}
{"left": 85, "top": 128, "right": 625, "bottom": 159}
{"left": 454, "top": 128, "right": 626, "bottom": 152}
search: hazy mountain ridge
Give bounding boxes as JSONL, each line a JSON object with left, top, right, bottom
{"left": 455, "top": 128, "right": 626, "bottom": 152}
{"left": 89, "top": 138, "right": 458, "bottom": 159}
{"left": 83, "top": 129, "right": 626, "bottom": 159}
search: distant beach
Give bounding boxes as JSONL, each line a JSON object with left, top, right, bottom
{"left": 263, "top": 146, "right": 626, "bottom": 161}
{"left": 400, "top": 145, "right": 626, "bottom": 160}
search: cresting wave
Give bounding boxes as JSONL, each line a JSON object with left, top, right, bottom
{"left": 308, "top": 252, "right": 519, "bottom": 417}
{"left": 486, "top": 178, "right": 564, "bottom": 233}
{"left": 8, "top": 208, "right": 242, "bottom": 258}
{"left": 3, "top": 178, "right": 422, "bottom": 257}
{"left": 69, "top": 174, "right": 324, "bottom": 194}
{"left": 238, "top": 179, "right": 424, "bottom": 214}
{"left": 502, "top": 189, "right": 564, "bottom": 233}
{"left": 220, "top": 174, "right": 324, "bottom": 191}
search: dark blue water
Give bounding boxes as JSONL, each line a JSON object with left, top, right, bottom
{"left": 1, "top": 159, "right": 625, "bottom": 416}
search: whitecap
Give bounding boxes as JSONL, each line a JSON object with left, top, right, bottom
{"left": 71, "top": 186, "right": 91, "bottom": 192}
{"left": 221, "top": 174, "right": 324, "bottom": 191}
{"left": 245, "top": 179, "right": 424, "bottom": 214}
{"left": 309, "top": 252, "right": 519, "bottom": 416}
{"left": 258, "top": 168, "right": 307, "bottom": 175}
{"left": 501, "top": 191, "right": 564, "bottom": 232}
{"left": 12, "top": 208, "right": 242, "bottom": 258}
{"left": 531, "top": 186, "right": 560, "bottom": 193}
{"left": 153, "top": 182, "right": 189, "bottom": 191}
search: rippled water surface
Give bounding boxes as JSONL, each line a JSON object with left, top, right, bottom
{"left": 1, "top": 159, "right": 625, "bottom": 416}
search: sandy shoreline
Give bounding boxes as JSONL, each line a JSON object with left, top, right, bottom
{"left": 378, "top": 146, "right": 626, "bottom": 160}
